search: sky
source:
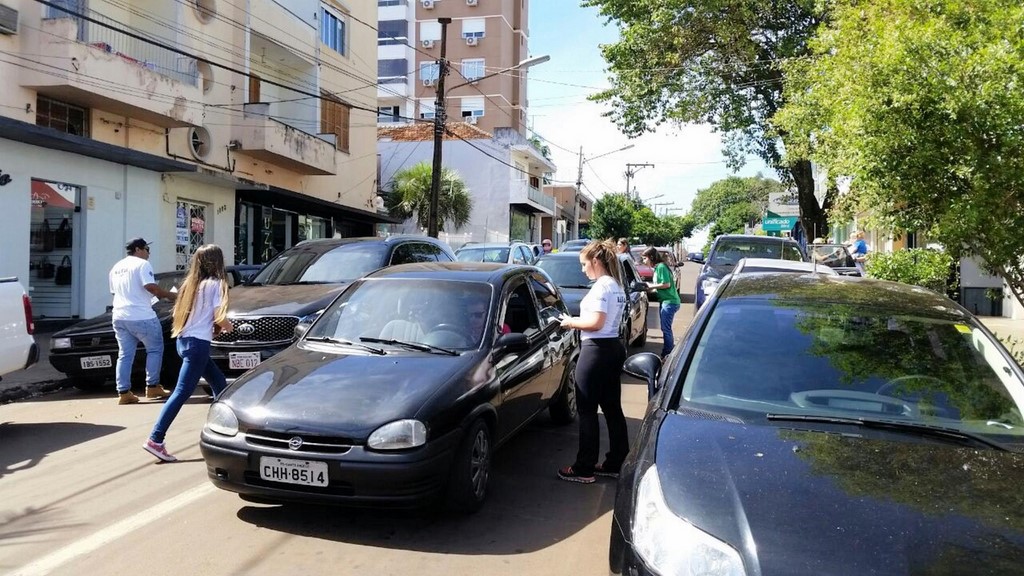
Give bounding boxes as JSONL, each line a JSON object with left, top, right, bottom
{"left": 525, "top": 2, "right": 772, "bottom": 249}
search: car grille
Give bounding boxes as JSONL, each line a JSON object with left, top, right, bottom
{"left": 71, "top": 334, "right": 118, "bottom": 348}
{"left": 214, "top": 316, "right": 299, "bottom": 345}
{"left": 245, "top": 429, "right": 356, "bottom": 454}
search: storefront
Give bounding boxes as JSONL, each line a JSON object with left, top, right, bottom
{"left": 28, "top": 180, "right": 80, "bottom": 318}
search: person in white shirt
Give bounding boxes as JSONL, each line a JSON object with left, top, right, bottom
{"left": 557, "top": 239, "right": 629, "bottom": 484}
{"left": 144, "top": 244, "right": 234, "bottom": 463}
{"left": 109, "top": 237, "right": 177, "bottom": 405}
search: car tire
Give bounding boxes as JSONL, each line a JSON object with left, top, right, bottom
{"left": 446, "top": 418, "right": 491, "bottom": 513}
{"left": 549, "top": 359, "right": 577, "bottom": 425}
{"left": 71, "top": 376, "right": 108, "bottom": 390}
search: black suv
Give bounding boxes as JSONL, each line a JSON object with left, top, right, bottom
{"left": 211, "top": 236, "right": 455, "bottom": 376}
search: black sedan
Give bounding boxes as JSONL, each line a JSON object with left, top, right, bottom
{"left": 200, "top": 262, "right": 579, "bottom": 511}
{"left": 48, "top": 265, "right": 261, "bottom": 389}
{"left": 536, "top": 252, "right": 649, "bottom": 348}
{"left": 611, "top": 273, "right": 1024, "bottom": 575}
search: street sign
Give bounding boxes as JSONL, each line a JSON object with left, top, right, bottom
{"left": 762, "top": 215, "right": 799, "bottom": 231}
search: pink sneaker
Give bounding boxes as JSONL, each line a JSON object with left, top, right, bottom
{"left": 143, "top": 440, "right": 177, "bottom": 462}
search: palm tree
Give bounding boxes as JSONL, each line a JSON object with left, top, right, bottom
{"left": 387, "top": 162, "right": 472, "bottom": 233}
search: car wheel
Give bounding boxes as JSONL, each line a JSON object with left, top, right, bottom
{"left": 549, "top": 359, "right": 577, "bottom": 425}
{"left": 71, "top": 376, "right": 108, "bottom": 390}
{"left": 632, "top": 311, "right": 648, "bottom": 347}
{"left": 446, "top": 418, "right": 491, "bottom": 513}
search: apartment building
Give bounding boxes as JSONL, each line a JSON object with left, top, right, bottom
{"left": 0, "top": 0, "right": 385, "bottom": 319}
{"left": 377, "top": 0, "right": 531, "bottom": 136}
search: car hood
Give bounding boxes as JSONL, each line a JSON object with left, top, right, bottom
{"left": 220, "top": 343, "right": 471, "bottom": 439}
{"left": 701, "top": 263, "right": 735, "bottom": 280}
{"left": 227, "top": 284, "right": 348, "bottom": 317}
{"left": 53, "top": 304, "right": 173, "bottom": 336}
{"left": 651, "top": 415, "right": 1024, "bottom": 575}
{"left": 558, "top": 288, "right": 587, "bottom": 316}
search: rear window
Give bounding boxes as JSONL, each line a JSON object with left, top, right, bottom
{"left": 536, "top": 258, "right": 592, "bottom": 289}
{"left": 251, "top": 243, "right": 389, "bottom": 285}
{"left": 456, "top": 247, "right": 510, "bottom": 263}
{"left": 710, "top": 239, "right": 804, "bottom": 265}
{"left": 811, "top": 245, "right": 856, "bottom": 268}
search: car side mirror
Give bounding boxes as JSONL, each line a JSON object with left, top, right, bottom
{"left": 623, "top": 352, "right": 661, "bottom": 391}
{"left": 630, "top": 280, "right": 648, "bottom": 294}
{"left": 493, "top": 332, "right": 529, "bottom": 357}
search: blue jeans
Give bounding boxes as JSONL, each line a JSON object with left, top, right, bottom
{"left": 659, "top": 302, "right": 681, "bottom": 358}
{"left": 113, "top": 317, "right": 164, "bottom": 393}
{"left": 150, "top": 337, "right": 226, "bottom": 444}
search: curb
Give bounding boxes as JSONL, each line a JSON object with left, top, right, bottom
{"left": 0, "top": 378, "right": 70, "bottom": 405}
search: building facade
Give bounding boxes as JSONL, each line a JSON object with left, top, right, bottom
{"left": 0, "top": 0, "right": 386, "bottom": 320}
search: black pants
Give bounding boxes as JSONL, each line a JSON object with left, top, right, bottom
{"left": 572, "top": 338, "right": 629, "bottom": 476}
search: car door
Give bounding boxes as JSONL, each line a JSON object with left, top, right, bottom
{"left": 619, "top": 258, "right": 646, "bottom": 343}
{"left": 493, "top": 275, "right": 551, "bottom": 441}
{"left": 529, "top": 271, "right": 573, "bottom": 403}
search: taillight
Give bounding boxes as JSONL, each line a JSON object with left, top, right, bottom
{"left": 23, "top": 294, "right": 34, "bottom": 335}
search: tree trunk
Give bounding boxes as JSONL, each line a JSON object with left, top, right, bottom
{"left": 789, "top": 159, "right": 828, "bottom": 241}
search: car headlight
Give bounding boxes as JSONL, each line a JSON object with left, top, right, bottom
{"left": 633, "top": 465, "right": 746, "bottom": 576}
{"left": 367, "top": 419, "right": 426, "bottom": 450}
{"left": 701, "top": 278, "right": 721, "bottom": 296}
{"left": 206, "top": 403, "right": 239, "bottom": 437}
{"left": 51, "top": 337, "right": 71, "bottom": 349}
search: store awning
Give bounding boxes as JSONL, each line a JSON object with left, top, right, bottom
{"left": 31, "top": 180, "right": 75, "bottom": 209}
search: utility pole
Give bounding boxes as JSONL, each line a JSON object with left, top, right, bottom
{"left": 573, "top": 146, "right": 583, "bottom": 239}
{"left": 427, "top": 17, "right": 452, "bottom": 238}
{"left": 625, "top": 163, "right": 654, "bottom": 199}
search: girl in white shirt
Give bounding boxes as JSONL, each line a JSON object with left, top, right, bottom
{"left": 144, "top": 244, "right": 234, "bottom": 462}
{"left": 557, "top": 239, "right": 629, "bottom": 483}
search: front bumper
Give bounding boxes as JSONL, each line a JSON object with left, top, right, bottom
{"left": 610, "top": 514, "right": 657, "bottom": 576}
{"left": 200, "top": 426, "right": 461, "bottom": 507}
{"left": 209, "top": 343, "right": 292, "bottom": 376}
{"left": 48, "top": 345, "right": 179, "bottom": 380}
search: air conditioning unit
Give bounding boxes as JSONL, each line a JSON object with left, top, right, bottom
{"left": 465, "top": 36, "right": 478, "bottom": 46}
{"left": 422, "top": 78, "right": 435, "bottom": 86}
{"left": 421, "top": 39, "right": 434, "bottom": 48}
{"left": 466, "top": 0, "right": 478, "bottom": 5}
{"left": 465, "top": 116, "right": 477, "bottom": 125}
{"left": 0, "top": 4, "right": 18, "bottom": 35}
{"left": 421, "top": 0, "right": 434, "bottom": 9}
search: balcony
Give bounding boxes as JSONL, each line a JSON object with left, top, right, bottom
{"left": 510, "top": 180, "right": 555, "bottom": 215}
{"left": 21, "top": 15, "right": 202, "bottom": 128}
{"left": 232, "top": 103, "right": 337, "bottom": 175}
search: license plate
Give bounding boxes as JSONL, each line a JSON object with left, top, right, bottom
{"left": 259, "top": 456, "right": 329, "bottom": 487}
{"left": 229, "top": 352, "right": 260, "bottom": 370}
{"left": 80, "top": 355, "right": 112, "bottom": 369}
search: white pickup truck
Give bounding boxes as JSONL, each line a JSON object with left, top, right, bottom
{"left": 0, "top": 277, "right": 38, "bottom": 380}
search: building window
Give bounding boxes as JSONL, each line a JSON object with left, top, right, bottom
{"left": 378, "top": 20, "right": 408, "bottom": 45}
{"left": 321, "top": 94, "right": 351, "bottom": 153}
{"left": 461, "top": 58, "right": 485, "bottom": 82}
{"left": 378, "top": 106, "right": 400, "bottom": 123}
{"left": 419, "top": 61, "right": 440, "bottom": 83}
{"left": 420, "top": 21, "right": 441, "bottom": 42}
{"left": 461, "top": 18, "right": 486, "bottom": 39}
{"left": 320, "top": 6, "right": 347, "bottom": 56}
{"left": 460, "top": 96, "right": 485, "bottom": 118}
{"left": 378, "top": 58, "right": 409, "bottom": 80}
{"left": 36, "top": 97, "right": 89, "bottom": 137}
{"left": 378, "top": 0, "right": 404, "bottom": 7}
{"left": 419, "top": 99, "right": 436, "bottom": 120}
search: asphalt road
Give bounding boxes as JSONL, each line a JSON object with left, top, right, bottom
{"left": 0, "top": 263, "right": 701, "bottom": 576}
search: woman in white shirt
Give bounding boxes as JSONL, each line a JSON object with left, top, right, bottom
{"left": 143, "top": 244, "right": 234, "bottom": 462}
{"left": 557, "top": 240, "right": 629, "bottom": 484}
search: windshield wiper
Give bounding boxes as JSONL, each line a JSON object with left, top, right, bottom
{"left": 766, "top": 413, "right": 1011, "bottom": 452}
{"left": 360, "top": 337, "right": 459, "bottom": 356}
{"left": 304, "top": 336, "right": 385, "bottom": 355}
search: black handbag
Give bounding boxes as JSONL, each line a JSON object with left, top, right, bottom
{"left": 41, "top": 219, "right": 55, "bottom": 252}
{"left": 55, "top": 255, "right": 72, "bottom": 285}
{"left": 55, "top": 217, "right": 73, "bottom": 248}
{"left": 38, "top": 257, "right": 55, "bottom": 279}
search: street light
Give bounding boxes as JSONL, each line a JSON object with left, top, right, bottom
{"left": 447, "top": 54, "right": 550, "bottom": 92}
{"left": 574, "top": 144, "right": 635, "bottom": 238}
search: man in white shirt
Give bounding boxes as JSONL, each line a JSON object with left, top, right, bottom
{"left": 109, "top": 238, "right": 177, "bottom": 405}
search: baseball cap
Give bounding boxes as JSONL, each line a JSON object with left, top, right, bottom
{"left": 126, "top": 237, "right": 152, "bottom": 252}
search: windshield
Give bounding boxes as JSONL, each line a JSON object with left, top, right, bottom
{"left": 456, "top": 247, "right": 510, "bottom": 263}
{"left": 811, "top": 245, "right": 856, "bottom": 268}
{"left": 537, "top": 257, "right": 591, "bottom": 288}
{"left": 306, "top": 278, "right": 494, "bottom": 350}
{"left": 250, "top": 243, "right": 388, "bottom": 285}
{"left": 678, "top": 301, "right": 1024, "bottom": 446}
{"left": 709, "top": 239, "right": 805, "bottom": 266}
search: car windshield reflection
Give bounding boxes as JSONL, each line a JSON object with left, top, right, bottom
{"left": 305, "top": 278, "right": 494, "bottom": 351}
{"left": 250, "top": 243, "right": 389, "bottom": 285}
{"left": 537, "top": 257, "right": 593, "bottom": 289}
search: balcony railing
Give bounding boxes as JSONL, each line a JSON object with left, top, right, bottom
{"left": 528, "top": 184, "right": 556, "bottom": 212}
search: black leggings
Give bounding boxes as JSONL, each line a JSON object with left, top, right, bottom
{"left": 572, "top": 338, "right": 629, "bottom": 475}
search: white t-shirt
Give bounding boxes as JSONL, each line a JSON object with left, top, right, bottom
{"left": 579, "top": 275, "right": 626, "bottom": 341}
{"left": 179, "top": 279, "right": 225, "bottom": 341}
{"left": 109, "top": 256, "right": 158, "bottom": 321}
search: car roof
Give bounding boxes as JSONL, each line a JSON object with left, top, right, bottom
{"left": 538, "top": 252, "right": 582, "bottom": 260}
{"left": 295, "top": 235, "right": 450, "bottom": 249}
{"left": 735, "top": 258, "right": 838, "bottom": 275}
{"left": 456, "top": 242, "right": 523, "bottom": 249}
{"left": 715, "top": 234, "right": 801, "bottom": 245}
{"left": 365, "top": 261, "right": 537, "bottom": 284}
{"left": 717, "top": 273, "right": 969, "bottom": 320}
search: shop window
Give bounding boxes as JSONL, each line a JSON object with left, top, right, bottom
{"left": 176, "top": 201, "right": 208, "bottom": 270}
{"left": 36, "top": 97, "right": 89, "bottom": 137}
{"left": 29, "top": 181, "right": 79, "bottom": 318}
{"left": 321, "top": 94, "right": 351, "bottom": 154}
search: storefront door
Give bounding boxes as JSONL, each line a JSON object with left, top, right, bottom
{"left": 29, "top": 180, "right": 80, "bottom": 318}
{"left": 176, "top": 200, "right": 208, "bottom": 270}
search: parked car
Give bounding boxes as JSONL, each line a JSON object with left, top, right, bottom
{"left": 48, "top": 265, "right": 261, "bottom": 389}
{"left": 455, "top": 242, "right": 537, "bottom": 265}
{"left": 200, "top": 262, "right": 578, "bottom": 512}
{"left": 694, "top": 234, "right": 806, "bottom": 308}
{"left": 810, "top": 242, "right": 862, "bottom": 276}
{"left": 733, "top": 257, "right": 838, "bottom": 276}
{"left": 612, "top": 273, "right": 1024, "bottom": 575}
{"left": 536, "top": 252, "right": 649, "bottom": 348}
{"left": 630, "top": 246, "right": 683, "bottom": 301}
{"left": 559, "top": 239, "right": 590, "bottom": 252}
{"left": 0, "top": 277, "right": 38, "bottom": 379}
{"left": 687, "top": 251, "right": 705, "bottom": 264}
{"left": 211, "top": 236, "right": 456, "bottom": 377}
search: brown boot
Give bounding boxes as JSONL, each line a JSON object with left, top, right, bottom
{"left": 118, "top": 391, "right": 140, "bottom": 405}
{"left": 145, "top": 386, "right": 173, "bottom": 400}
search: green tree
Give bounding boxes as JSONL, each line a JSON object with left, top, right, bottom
{"left": 774, "top": 0, "right": 1024, "bottom": 309}
{"left": 588, "top": 193, "right": 635, "bottom": 240}
{"left": 386, "top": 162, "right": 472, "bottom": 233}
{"left": 690, "top": 175, "right": 786, "bottom": 237}
{"left": 583, "top": 0, "right": 831, "bottom": 238}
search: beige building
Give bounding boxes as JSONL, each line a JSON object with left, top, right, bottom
{"left": 542, "top": 185, "right": 592, "bottom": 248}
{"left": 378, "top": 0, "right": 531, "bottom": 136}
{"left": 0, "top": 0, "right": 386, "bottom": 319}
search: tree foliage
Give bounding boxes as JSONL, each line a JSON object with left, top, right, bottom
{"left": 775, "top": 0, "right": 1024, "bottom": 308}
{"left": 589, "top": 193, "right": 695, "bottom": 245}
{"left": 386, "top": 162, "right": 472, "bottom": 233}
{"left": 690, "top": 175, "right": 786, "bottom": 238}
{"left": 582, "top": 0, "right": 831, "bottom": 237}
{"left": 865, "top": 249, "right": 956, "bottom": 295}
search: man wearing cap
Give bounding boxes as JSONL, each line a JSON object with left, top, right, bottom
{"left": 108, "top": 238, "right": 177, "bottom": 405}
{"left": 542, "top": 239, "right": 553, "bottom": 254}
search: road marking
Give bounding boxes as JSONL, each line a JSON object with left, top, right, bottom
{"left": 8, "top": 483, "right": 216, "bottom": 576}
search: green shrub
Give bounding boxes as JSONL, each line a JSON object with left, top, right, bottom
{"left": 864, "top": 248, "right": 955, "bottom": 294}
{"left": 1000, "top": 336, "right": 1024, "bottom": 369}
